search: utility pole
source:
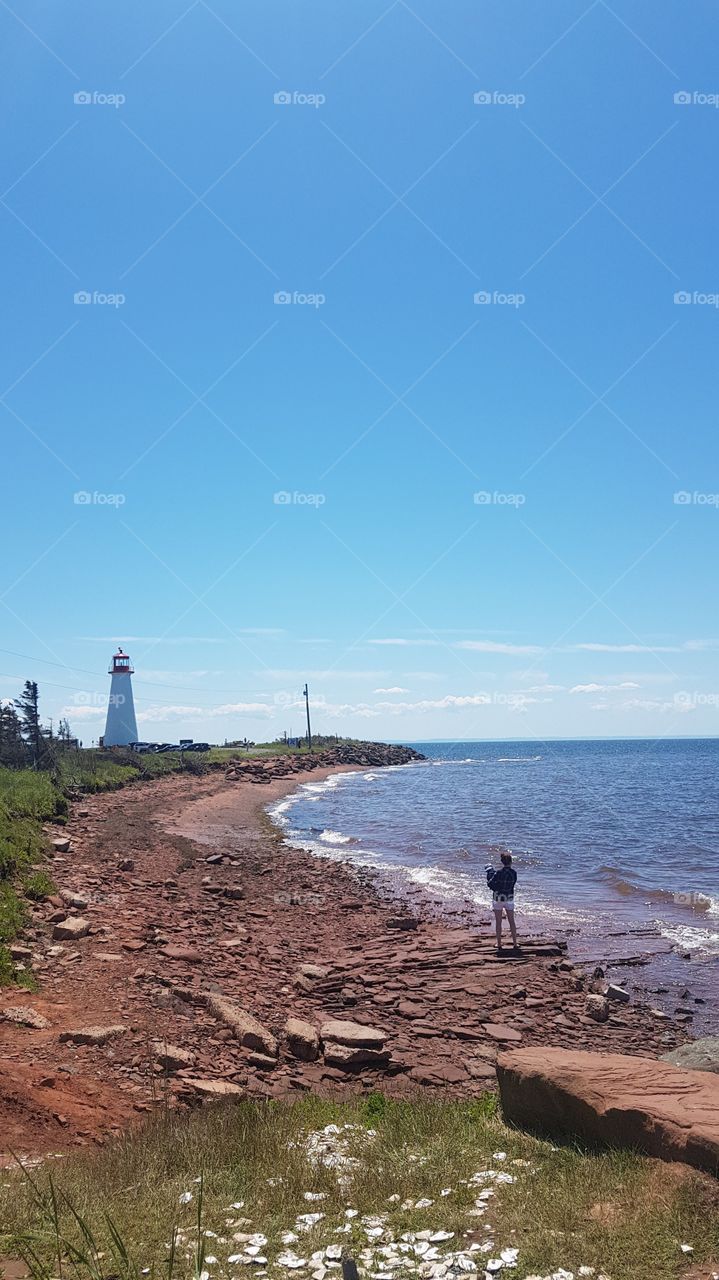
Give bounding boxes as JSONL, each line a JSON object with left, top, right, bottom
{"left": 302, "top": 683, "right": 312, "bottom": 751}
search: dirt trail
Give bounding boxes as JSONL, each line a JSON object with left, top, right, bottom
{"left": 0, "top": 766, "right": 687, "bottom": 1161}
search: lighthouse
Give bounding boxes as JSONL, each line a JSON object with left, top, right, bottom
{"left": 104, "top": 647, "right": 139, "bottom": 747}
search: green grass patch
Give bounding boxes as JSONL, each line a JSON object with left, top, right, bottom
{"left": 1, "top": 1096, "right": 716, "bottom": 1280}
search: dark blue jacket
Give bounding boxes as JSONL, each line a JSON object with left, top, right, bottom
{"left": 486, "top": 864, "right": 517, "bottom": 899}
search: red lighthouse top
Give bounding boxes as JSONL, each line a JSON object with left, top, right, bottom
{"left": 109, "top": 647, "right": 134, "bottom": 675}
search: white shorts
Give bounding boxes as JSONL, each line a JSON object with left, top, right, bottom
{"left": 492, "top": 898, "right": 514, "bottom": 912}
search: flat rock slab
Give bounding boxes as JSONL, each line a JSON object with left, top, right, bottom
{"left": 153, "top": 1041, "right": 196, "bottom": 1071}
{"left": 52, "top": 917, "right": 90, "bottom": 941}
{"left": 59, "top": 1026, "right": 127, "bottom": 1047}
{"left": 284, "top": 1017, "right": 320, "bottom": 1061}
{"left": 184, "top": 1078, "right": 244, "bottom": 1098}
{"left": 319, "top": 1019, "right": 386, "bottom": 1049}
{"left": 1, "top": 1007, "right": 50, "bottom": 1030}
{"left": 205, "top": 995, "right": 278, "bottom": 1057}
{"left": 323, "top": 1043, "right": 390, "bottom": 1069}
{"left": 160, "top": 945, "right": 202, "bottom": 964}
{"left": 410, "top": 1063, "right": 470, "bottom": 1086}
{"left": 483, "top": 1023, "right": 523, "bottom": 1042}
{"left": 497, "top": 1047, "right": 719, "bottom": 1175}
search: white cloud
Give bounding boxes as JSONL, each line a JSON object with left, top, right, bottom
{"left": 573, "top": 642, "right": 684, "bottom": 654}
{"left": 77, "top": 631, "right": 284, "bottom": 644}
{"left": 77, "top": 636, "right": 229, "bottom": 645}
{"left": 136, "top": 701, "right": 273, "bottom": 724}
{"left": 374, "top": 694, "right": 493, "bottom": 713}
{"left": 368, "top": 638, "right": 439, "bottom": 647}
{"left": 138, "top": 669, "right": 218, "bottom": 680}
{"left": 570, "top": 682, "right": 640, "bottom": 694}
{"left": 523, "top": 683, "right": 565, "bottom": 693}
{"left": 455, "top": 640, "right": 542, "bottom": 655}
{"left": 374, "top": 686, "right": 410, "bottom": 694}
{"left": 261, "top": 669, "right": 389, "bottom": 680}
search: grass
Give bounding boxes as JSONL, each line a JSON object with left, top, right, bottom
{"left": 54, "top": 749, "right": 197, "bottom": 793}
{"left": 1, "top": 1096, "right": 716, "bottom": 1280}
{"left": 0, "top": 750, "right": 207, "bottom": 983}
{"left": 0, "top": 769, "right": 65, "bottom": 983}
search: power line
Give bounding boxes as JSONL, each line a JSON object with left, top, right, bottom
{"left": 0, "top": 670, "right": 276, "bottom": 713}
{"left": 0, "top": 646, "right": 267, "bottom": 698}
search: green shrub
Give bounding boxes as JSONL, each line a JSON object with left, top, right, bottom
{"left": 23, "top": 870, "right": 56, "bottom": 901}
{"left": 0, "top": 882, "right": 26, "bottom": 944}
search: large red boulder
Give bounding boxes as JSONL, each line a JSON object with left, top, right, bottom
{"left": 496, "top": 1047, "right": 719, "bottom": 1175}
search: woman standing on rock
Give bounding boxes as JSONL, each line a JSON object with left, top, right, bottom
{"left": 486, "top": 852, "right": 520, "bottom": 954}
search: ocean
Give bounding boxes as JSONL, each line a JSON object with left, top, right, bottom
{"left": 269, "top": 738, "right": 719, "bottom": 1022}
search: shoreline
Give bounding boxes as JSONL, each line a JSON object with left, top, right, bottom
{"left": 0, "top": 759, "right": 695, "bottom": 1160}
{"left": 271, "top": 759, "right": 719, "bottom": 1036}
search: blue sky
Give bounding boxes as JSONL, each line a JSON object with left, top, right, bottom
{"left": 1, "top": 0, "right": 718, "bottom": 743}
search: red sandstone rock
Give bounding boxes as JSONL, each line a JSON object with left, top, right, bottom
{"left": 53, "top": 917, "right": 90, "bottom": 941}
{"left": 496, "top": 1047, "right": 719, "bottom": 1173}
{"left": 184, "top": 1078, "right": 244, "bottom": 1098}
{"left": 284, "top": 1017, "right": 320, "bottom": 1061}
{"left": 323, "top": 1043, "right": 390, "bottom": 1069}
{"left": 319, "top": 1019, "right": 386, "bottom": 1049}
{"left": 205, "top": 995, "right": 278, "bottom": 1057}
{"left": 153, "top": 1041, "right": 196, "bottom": 1071}
{"left": 483, "top": 1023, "right": 522, "bottom": 1042}
{"left": 160, "top": 945, "right": 202, "bottom": 963}
{"left": 59, "top": 1026, "right": 127, "bottom": 1047}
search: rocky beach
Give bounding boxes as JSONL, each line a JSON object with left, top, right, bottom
{"left": 0, "top": 747, "right": 699, "bottom": 1163}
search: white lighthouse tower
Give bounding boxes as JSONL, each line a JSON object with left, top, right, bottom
{"left": 104, "top": 647, "right": 139, "bottom": 747}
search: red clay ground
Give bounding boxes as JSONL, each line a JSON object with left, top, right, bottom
{"left": 0, "top": 764, "right": 688, "bottom": 1161}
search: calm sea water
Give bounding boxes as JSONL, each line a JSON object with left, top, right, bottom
{"left": 269, "top": 739, "right": 719, "bottom": 962}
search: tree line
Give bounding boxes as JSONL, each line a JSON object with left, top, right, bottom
{"left": 0, "top": 681, "right": 74, "bottom": 770}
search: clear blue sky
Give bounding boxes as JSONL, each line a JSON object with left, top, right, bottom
{"left": 2, "top": 0, "right": 718, "bottom": 743}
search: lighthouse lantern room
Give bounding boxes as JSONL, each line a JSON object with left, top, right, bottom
{"left": 104, "top": 647, "right": 139, "bottom": 747}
